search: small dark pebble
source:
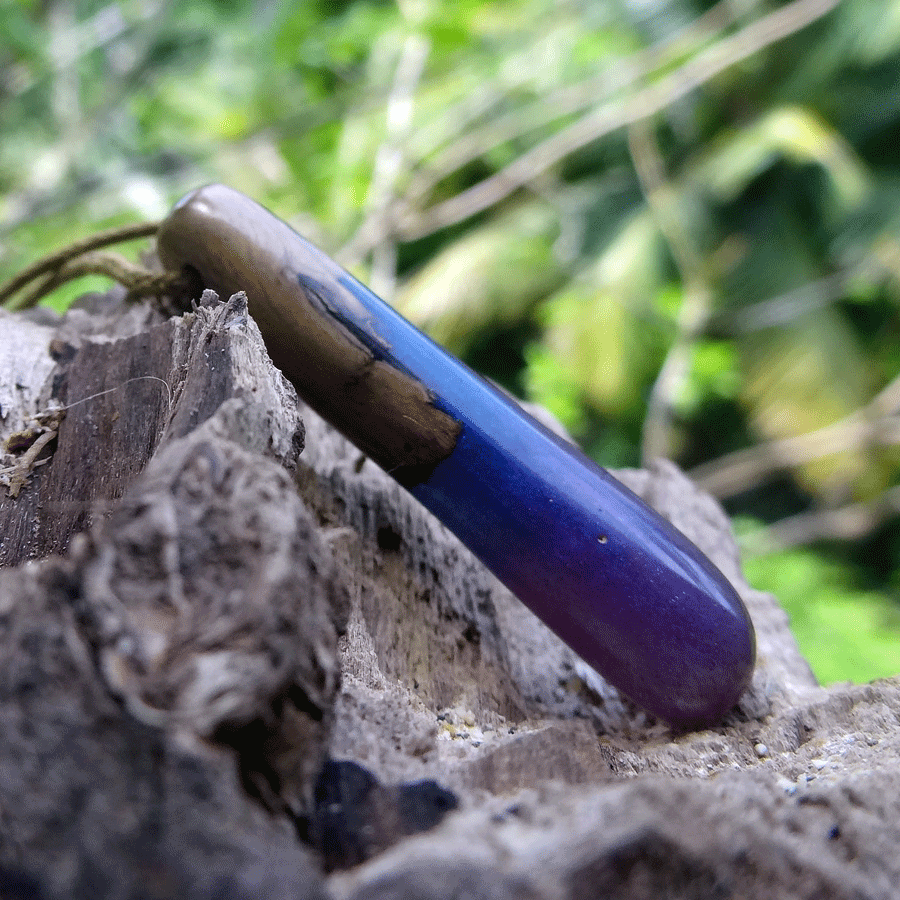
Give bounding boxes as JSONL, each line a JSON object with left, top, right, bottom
{"left": 299, "top": 759, "right": 459, "bottom": 872}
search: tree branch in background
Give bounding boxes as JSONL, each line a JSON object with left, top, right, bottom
{"left": 628, "top": 119, "right": 713, "bottom": 465}
{"left": 346, "top": 32, "right": 430, "bottom": 291}
{"left": 742, "top": 484, "right": 900, "bottom": 555}
{"left": 397, "top": 0, "right": 840, "bottom": 240}
{"left": 690, "top": 370, "right": 900, "bottom": 500}
{"left": 707, "top": 265, "right": 878, "bottom": 336}
{"left": 397, "top": 0, "right": 744, "bottom": 217}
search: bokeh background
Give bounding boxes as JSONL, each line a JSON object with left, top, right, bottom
{"left": 2, "top": 0, "right": 899, "bottom": 684}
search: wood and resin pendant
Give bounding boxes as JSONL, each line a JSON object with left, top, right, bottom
{"left": 158, "top": 184, "right": 756, "bottom": 728}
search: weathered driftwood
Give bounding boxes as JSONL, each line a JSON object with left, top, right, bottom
{"left": 1, "top": 286, "right": 899, "bottom": 900}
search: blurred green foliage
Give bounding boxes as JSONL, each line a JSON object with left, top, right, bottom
{"left": 744, "top": 543, "right": 900, "bottom": 685}
{"left": 2, "top": 0, "right": 899, "bottom": 683}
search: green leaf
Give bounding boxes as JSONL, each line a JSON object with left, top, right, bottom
{"left": 693, "top": 106, "right": 870, "bottom": 216}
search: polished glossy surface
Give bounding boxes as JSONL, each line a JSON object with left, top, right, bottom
{"left": 158, "top": 184, "right": 756, "bottom": 728}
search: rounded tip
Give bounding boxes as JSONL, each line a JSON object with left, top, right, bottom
{"left": 640, "top": 576, "right": 756, "bottom": 730}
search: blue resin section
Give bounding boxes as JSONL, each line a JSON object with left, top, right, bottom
{"left": 331, "top": 273, "right": 756, "bottom": 728}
